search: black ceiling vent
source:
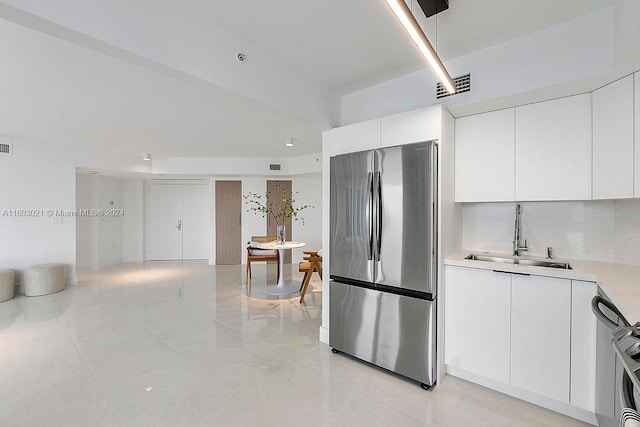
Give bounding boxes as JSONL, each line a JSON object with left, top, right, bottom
{"left": 0, "top": 142, "right": 12, "bottom": 155}
{"left": 269, "top": 164, "right": 281, "bottom": 171}
{"left": 416, "top": 0, "right": 449, "bottom": 18}
{"left": 436, "top": 73, "right": 471, "bottom": 99}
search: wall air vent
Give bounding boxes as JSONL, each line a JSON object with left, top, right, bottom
{"left": 269, "top": 164, "right": 281, "bottom": 171}
{"left": 436, "top": 73, "right": 471, "bottom": 99}
{"left": 0, "top": 143, "right": 12, "bottom": 155}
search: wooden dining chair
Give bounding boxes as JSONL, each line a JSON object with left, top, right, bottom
{"left": 298, "top": 250, "right": 322, "bottom": 303}
{"left": 246, "top": 236, "right": 279, "bottom": 286}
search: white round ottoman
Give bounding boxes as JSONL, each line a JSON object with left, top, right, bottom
{"left": 0, "top": 269, "right": 15, "bottom": 302}
{"left": 24, "top": 264, "right": 66, "bottom": 297}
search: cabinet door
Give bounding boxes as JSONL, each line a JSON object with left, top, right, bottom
{"left": 570, "top": 280, "right": 597, "bottom": 411}
{"left": 593, "top": 75, "right": 634, "bottom": 199}
{"left": 515, "top": 94, "right": 592, "bottom": 201}
{"left": 381, "top": 107, "right": 440, "bottom": 148}
{"left": 330, "top": 118, "right": 381, "bottom": 156}
{"left": 511, "top": 274, "right": 571, "bottom": 402}
{"left": 444, "top": 266, "right": 511, "bottom": 383}
{"left": 455, "top": 108, "right": 515, "bottom": 202}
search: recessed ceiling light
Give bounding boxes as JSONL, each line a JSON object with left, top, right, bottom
{"left": 143, "top": 153, "right": 152, "bottom": 161}
{"left": 286, "top": 137, "right": 294, "bottom": 147}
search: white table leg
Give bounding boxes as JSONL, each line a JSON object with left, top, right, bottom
{"left": 264, "top": 248, "right": 299, "bottom": 296}
{"left": 277, "top": 248, "right": 285, "bottom": 286}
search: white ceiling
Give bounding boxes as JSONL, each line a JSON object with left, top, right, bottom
{"left": 179, "top": 0, "right": 616, "bottom": 93}
{"left": 0, "top": 19, "right": 322, "bottom": 159}
{"left": 0, "top": 0, "right": 620, "bottom": 159}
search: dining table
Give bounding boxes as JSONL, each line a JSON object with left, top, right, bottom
{"left": 254, "top": 240, "right": 306, "bottom": 295}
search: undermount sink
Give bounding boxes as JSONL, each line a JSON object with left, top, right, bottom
{"left": 464, "top": 253, "right": 572, "bottom": 270}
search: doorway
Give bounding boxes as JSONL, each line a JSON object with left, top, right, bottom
{"left": 148, "top": 184, "right": 209, "bottom": 260}
{"left": 215, "top": 180, "right": 242, "bottom": 265}
{"left": 266, "top": 180, "right": 292, "bottom": 263}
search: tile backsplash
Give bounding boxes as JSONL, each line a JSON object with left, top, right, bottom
{"left": 462, "top": 200, "right": 640, "bottom": 265}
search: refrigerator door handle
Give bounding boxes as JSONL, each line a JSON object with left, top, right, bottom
{"left": 375, "top": 171, "right": 382, "bottom": 259}
{"left": 367, "top": 172, "right": 374, "bottom": 261}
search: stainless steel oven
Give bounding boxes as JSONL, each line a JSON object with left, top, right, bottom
{"left": 612, "top": 324, "right": 640, "bottom": 425}
{"left": 592, "top": 292, "right": 631, "bottom": 426}
{"left": 592, "top": 292, "right": 640, "bottom": 426}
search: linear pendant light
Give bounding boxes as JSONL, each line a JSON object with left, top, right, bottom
{"left": 385, "top": 0, "right": 456, "bottom": 94}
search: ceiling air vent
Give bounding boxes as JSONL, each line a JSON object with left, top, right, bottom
{"left": 436, "top": 73, "right": 471, "bottom": 99}
{"left": 0, "top": 143, "right": 12, "bottom": 155}
{"left": 269, "top": 164, "right": 281, "bottom": 171}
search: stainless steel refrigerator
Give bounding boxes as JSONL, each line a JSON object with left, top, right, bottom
{"left": 329, "top": 140, "right": 438, "bottom": 388}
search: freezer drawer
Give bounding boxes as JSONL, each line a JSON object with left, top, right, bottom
{"left": 329, "top": 281, "right": 436, "bottom": 386}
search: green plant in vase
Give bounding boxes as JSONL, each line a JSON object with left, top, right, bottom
{"left": 243, "top": 182, "right": 314, "bottom": 244}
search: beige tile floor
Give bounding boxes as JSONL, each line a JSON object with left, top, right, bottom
{"left": 0, "top": 261, "right": 588, "bottom": 426}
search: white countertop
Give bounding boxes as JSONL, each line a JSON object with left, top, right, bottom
{"left": 445, "top": 251, "right": 640, "bottom": 323}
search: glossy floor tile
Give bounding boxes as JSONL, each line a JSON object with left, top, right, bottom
{"left": 0, "top": 261, "right": 587, "bottom": 426}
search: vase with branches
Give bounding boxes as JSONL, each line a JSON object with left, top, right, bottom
{"left": 243, "top": 182, "right": 313, "bottom": 244}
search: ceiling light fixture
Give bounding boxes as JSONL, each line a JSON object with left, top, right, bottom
{"left": 384, "top": 0, "right": 456, "bottom": 94}
{"left": 143, "top": 153, "right": 152, "bottom": 161}
{"left": 286, "top": 137, "right": 294, "bottom": 147}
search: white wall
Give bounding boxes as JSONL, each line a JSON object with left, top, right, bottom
{"left": 75, "top": 174, "right": 94, "bottom": 270}
{"left": 341, "top": 8, "right": 615, "bottom": 125}
{"left": 95, "top": 176, "right": 123, "bottom": 268}
{"left": 0, "top": 135, "right": 149, "bottom": 288}
{"left": 76, "top": 174, "right": 124, "bottom": 270}
{"left": 76, "top": 175, "right": 145, "bottom": 270}
{"left": 122, "top": 178, "right": 144, "bottom": 262}
{"left": 154, "top": 153, "right": 322, "bottom": 176}
{"left": 461, "top": 200, "right": 640, "bottom": 265}
{"left": 291, "top": 172, "right": 323, "bottom": 261}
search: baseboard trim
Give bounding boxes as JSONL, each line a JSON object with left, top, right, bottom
{"left": 446, "top": 366, "right": 597, "bottom": 425}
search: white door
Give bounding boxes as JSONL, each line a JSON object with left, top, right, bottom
{"left": 182, "top": 185, "right": 209, "bottom": 259}
{"left": 149, "top": 184, "right": 183, "bottom": 260}
{"left": 148, "top": 184, "right": 209, "bottom": 261}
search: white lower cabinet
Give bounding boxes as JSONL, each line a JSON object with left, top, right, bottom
{"left": 444, "top": 266, "right": 511, "bottom": 383}
{"left": 510, "top": 274, "right": 571, "bottom": 403}
{"left": 445, "top": 265, "right": 596, "bottom": 416}
{"left": 570, "top": 280, "right": 597, "bottom": 411}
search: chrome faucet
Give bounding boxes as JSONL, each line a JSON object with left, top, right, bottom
{"left": 513, "top": 204, "right": 528, "bottom": 256}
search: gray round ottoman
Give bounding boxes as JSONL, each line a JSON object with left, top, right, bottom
{"left": 0, "top": 269, "right": 15, "bottom": 302}
{"left": 24, "top": 264, "right": 66, "bottom": 297}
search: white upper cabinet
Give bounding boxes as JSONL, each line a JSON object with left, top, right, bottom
{"left": 329, "top": 118, "right": 381, "bottom": 156}
{"left": 515, "top": 94, "right": 592, "bottom": 201}
{"left": 455, "top": 109, "right": 515, "bottom": 202}
{"left": 593, "top": 75, "right": 634, "bottom": 199}
{"left": 635, "top": 73, "right": 640, "bottom": 197}
{"left": 381, "top": 107, "right": 440, "bottom": 148}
